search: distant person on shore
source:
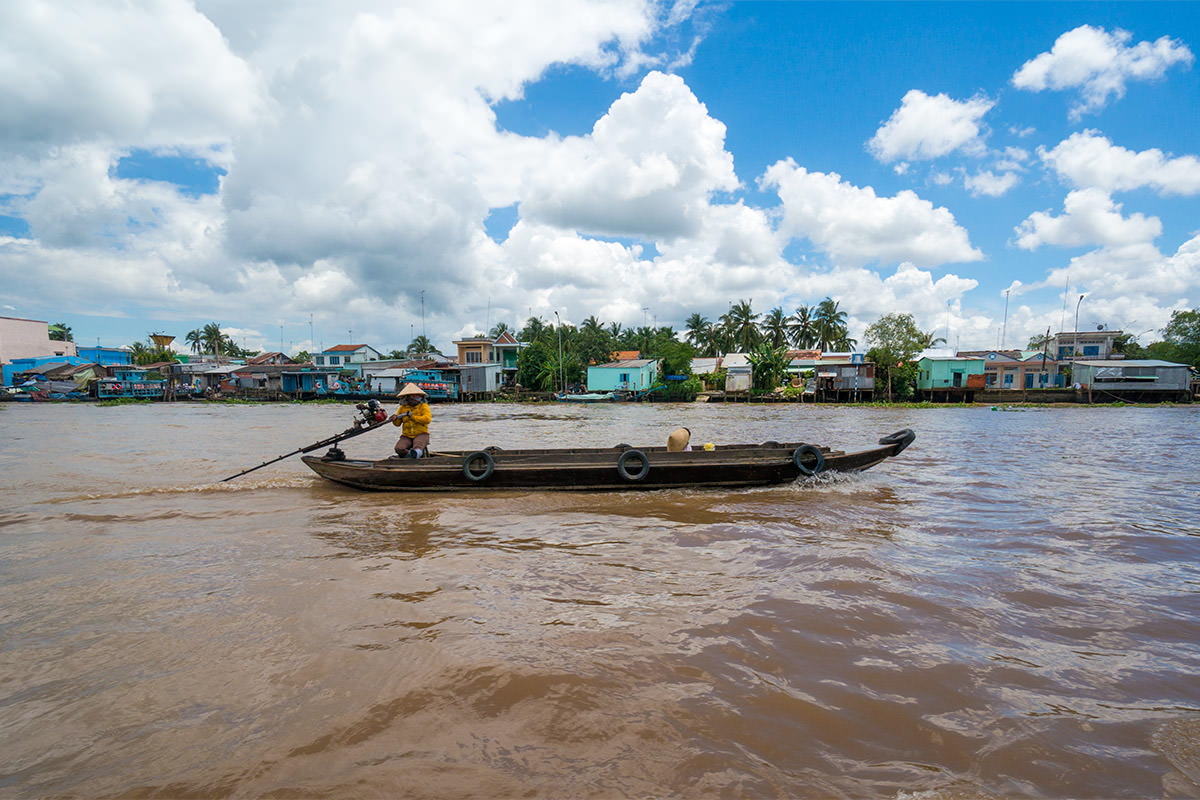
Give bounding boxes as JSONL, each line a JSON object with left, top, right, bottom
{"left": 393, "top": 383, "right": 432, "bottom": 458}
{"left": 667, "top": 427, "right": 692, "bottom": 452}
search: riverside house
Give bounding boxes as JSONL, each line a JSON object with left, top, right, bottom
{"left": 587, "top": 358, "right": 659, "bottom": 394}
{"left": 958, "top": 350, "right": 1060, "bottom": 389}
{"left": 1072, "top": 360, "right": 1193, "bottom": 401}
{"left": 915, "top": 353, "right": 986, "bottom": 401}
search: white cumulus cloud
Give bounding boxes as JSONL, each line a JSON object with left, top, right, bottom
{"left": 964, "top": 170, "right": 1020, "bottom": 198}
{"left": 1014, "top": 188, "right": 1162, "bottom": 250}
{"left": 518, "top": 71, "right": 738, "bottom": 239}
{"left": 1012, "top": 25, "right": 1194, "bottom": 119}
{"left": 761, "top": 160, "right": 983, "bottom": 267}
{"left": 1040, "top": 130, "right": 1200, "bottom": 195}
{"left": 868, "top": 90, "right": 994, "bottom": 162}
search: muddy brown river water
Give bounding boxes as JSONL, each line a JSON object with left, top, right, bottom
{"left": 1, "top": 401, "right": 1198, "bottom": 798}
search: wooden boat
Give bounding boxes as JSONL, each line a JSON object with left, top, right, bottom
{"left": 299, "top": 429, "right": 916, "bottom": 492}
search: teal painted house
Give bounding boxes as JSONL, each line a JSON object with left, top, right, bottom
{"left": 915, "top": 354, "right": 986, "bottom": 399}
{"left": 586, "top": 359, "right": 659, "bottom": 392}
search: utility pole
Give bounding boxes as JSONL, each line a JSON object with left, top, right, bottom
{"left": 554, "top": 311, "right": 565, "bottom": 396}
{"left": 1002, "top": 289, "right": 1010, "bottom": 348}
{"left": 309, "top": 314, "right": 314, "bottom": 353}
{"left": 420, "top": 290, "right": 425, "bottom": 338}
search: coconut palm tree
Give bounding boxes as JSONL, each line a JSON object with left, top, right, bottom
{"left": 788, "top": 306, "right": 816, "bottom": 348}
{"left": 722, "top": 299, "right": 761, "bottom": 352}
{"left": 761, "top": 307, "right": 790, "bottom": 349}
{"left": 520, "top": 316, "right": 549, "bottom": 344}
{"left": 488, "top": 321, "right": 512, "bottom": 338}
{"left": 185, "top": 328, "right": 203, "bottom": 354}
{"left": 406, "top": 335, "right": 440, "bottom": 355}
{"left": 199, "top": 322, "right": 226, "bottom": 357}
{"left": 813, "top": 298, "right": 849, "bottom": 351}
{"left": 684, "top": 313, "right": 710, "bottom": 350}
{"left": 49, "top": 323, "right": 73, "bottom": 342}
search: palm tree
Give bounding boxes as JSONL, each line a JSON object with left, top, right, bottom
{"left": 813, "top": 298, "right": 849, "bottom": 351}
{"left": 684, "top": 313, "right": 711, "bottom": 350}
{"left": 520, "top": 316, "right": 549, "bottom": 344}
{"left": 917, "top": 330, "right": 947, "bottom": 350}
{"left": 128, "top": 341, "right": 151, "bottom": 365}
{"left": 185, "top": 328, "right": 202, "bottom": 354}
{"left": 788, "top": 306, "right": 816, "bottom": 349}
{"left": 489, "top": 321, "right": 512, "bottom": 338}
{"left": 49, "top": 323, "right": 73, "bottom": 342}
{"left": 761, "top": 307, "right": 790, "bottom": 349}
{"left": 407, "top": 335, "right": 439, "bottom": 355}
{"left": 723, "top": 299, "right": 761, "bottom": 352}
{"left": 200, "top": 322, "right": 226, "bottom": 357}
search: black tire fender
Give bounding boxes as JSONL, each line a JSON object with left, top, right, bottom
{"left": 792, "top": 444, "right": 825, "bottom": 476}
{"left": 616, "top": 449, "right": 650, "bottom": 481}
{"left": 878, "top": 428, "right": 916, "bottom": 454}
{"left": 462, "top": 450, "right": 495, "bottom": 482}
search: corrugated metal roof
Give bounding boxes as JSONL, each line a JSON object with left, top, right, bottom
{"left": 1079, "top": 359, "right": 1188, "bottom": 368}
{"left": 593, "top": 359, "right": 655, "bottom": 368}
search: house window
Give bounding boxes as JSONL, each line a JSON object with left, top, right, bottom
{"left": 315, "top": 356, "right": 324, "bottom": 365}
{"left": 466, "top": 351, "right": 482, "bottom": 364}
{"left": 619, "top": 372, "right": 630, "bottom": 383}
{"left": 1083, "top": 345, "right": 1100, "bottom": 357}
{"left": 1003, "top": 373, "right": 1013, "bottom": 387}
{"left": 329, "top": 355, "right": 340, "bottom": 365}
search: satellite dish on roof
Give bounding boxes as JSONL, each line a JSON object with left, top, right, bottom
{"left": 1096, "top": 324, "right": 1104, "bottom": 331}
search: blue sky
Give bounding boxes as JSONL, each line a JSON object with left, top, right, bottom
{"left": 2, "top": 1, "right": 1198, "bottom": 354}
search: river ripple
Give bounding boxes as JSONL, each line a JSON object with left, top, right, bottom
{"left": 1, "top": 401, "right": 1198, "bottom": 798}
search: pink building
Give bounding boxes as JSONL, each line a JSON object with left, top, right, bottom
{"left": 0, "top": 316, "right": 77, "bottom": 365}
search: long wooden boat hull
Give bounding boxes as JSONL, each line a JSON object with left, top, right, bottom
{"left": 299, "top": 430, "right": 915, "bottom": 492}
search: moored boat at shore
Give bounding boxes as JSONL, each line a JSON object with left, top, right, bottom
{"left": 300, "top": 429, "right": 916, "bottom": 491}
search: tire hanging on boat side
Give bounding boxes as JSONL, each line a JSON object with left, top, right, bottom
{"left": 463, "top": 450, "right": 495, "bottom": 482}
{"left": 616, "top": 449, "right": 650, "bottom": 481}
{"left": 792, "top": 444, "right": 824, "bottom": 476}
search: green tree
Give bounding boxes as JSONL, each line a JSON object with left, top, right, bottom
{"left": 722, "top": 299, "right": 761, "bottom": 352}
{"left": 1111, "top": 332, "right": 1146, "bottom": 359}
{"left": 199, "top": 322, "right": 226, "bottom": 357}
{"left": 488, "top": 321, "right": 512, "bottom": 338}
{"left": 519, "top": 316, "right": 551, "bottom": 345}
{"left": 761, "top": 307, "right": 790, "bottom": 349}
{"left": 684, "top": 313, "right": 713, "bottom": 353}
{"left": 788, "top": 306, "right": 816, "bottom": 348}
{"left": 813, "top": 297, "right": 851, "bottom": 351}
{"left": 864, "top": 312, "right": 928, "bottom": 402}
{"left": 1161, "top": 308, "right": 1200, "bottom": 367}
{"left": 747, "top": 342, "right": 791, "bottom": 391}
{"left": 294, "top": 350, "right": 313, "bottom": 363}
{"left": 407, "top": 335, "right": 440, "bottom": 356}
{"left": 515, "top": 340, "right": 554, "bottom": 390}
{"left": 577, "top": 316, "right": 614, "bottom": 366}
{"left": 656, "top": 339, "right": 695, "bottom": 377}
{"left": 49, "top": 323, "right": 73, "bottom": 342}
{"left": 1027, "top": 331, "right": 1053, "bottom": 350}
{"left": 185, "top": 328, "right": 203, "bottom": 354}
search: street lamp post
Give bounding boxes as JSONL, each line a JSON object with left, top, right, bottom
{"left": 554, "top": 311, "right": 564, "bottom": 396}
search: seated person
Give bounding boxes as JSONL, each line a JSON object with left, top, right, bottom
{"left": 393, "top": 383, "right": 432, "bottom": 458}
{"left": 667, "top": 427, "right": 692, "bottom": 452}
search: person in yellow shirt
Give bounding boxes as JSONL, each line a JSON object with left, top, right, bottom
{"left": 392, "top": 383, "right": 432, "bottom": 458}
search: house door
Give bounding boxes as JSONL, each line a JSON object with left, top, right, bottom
{"left": 1025, "top": 373, "right": 1034, "bottom": 389}
{"left": 952, "top": 371, "right": 963, "bottom": 387}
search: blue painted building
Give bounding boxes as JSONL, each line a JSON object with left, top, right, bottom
{"left": 586, "top": 359, "right": 659, "bottom": 393}
{"left": 76, "top": 346, "right": 133, "bottom": 366}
